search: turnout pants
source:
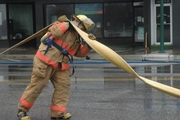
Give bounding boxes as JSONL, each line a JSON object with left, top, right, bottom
{"left": 18, "top": 56, "right": 71, "bottom": 117}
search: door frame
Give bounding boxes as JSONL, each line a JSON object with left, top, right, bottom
{"left": 151, "top": 2, "right": 172, "bottom": 45}
{"left": 133, "top": 6, "right": 144, "bottom": 43}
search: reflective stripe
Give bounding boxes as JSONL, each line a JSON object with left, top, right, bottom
{"left": 20, "top": 97, "right": 33, "bottom": 108}
{"left": 54, "top": 38, "right": 76, "bottom": 55}
{"left": 62, "top": 63, "right": 70, "bottom": 70}
{"left": 54, "top": 38, "right": 68, "bottom": 50}
{"left": 35, "top": 51, "right": 70, "bottom": 70}
{"left": 46, "top": 32, "right": 51, "bottom": 37}
{"left": 49, "top": 35, "right": 54, "bottom": 40}
{"left": 80, "top": 44, "right": 89, "bottom": 55}
{"left": 56, "top": 23, "right": 68, "bottom": 33}
{"left": 51, "top": 105, "right": 66, "bottom": 113}
{"left": 35, "top": 51, "right": 58, "bottom": 68}
{"left": 68, "top": 47, "right": 76, "bottom": 56}
{"left": 46, "top": 33, "right": 87, "bottom": 56}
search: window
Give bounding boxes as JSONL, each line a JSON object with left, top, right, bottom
{"left": 45, "top": 3, "right": 103, "bottom": 37}
{"left": 45, "top": 4, "right": 73, "bottom": 25}
{"left": 134, "top": 7, "right": 144, "bottom": 42}
{"left": 0, "top": 4, "right": 7, "bottom": 40}
{"left": 9, "top": 4, "right": 34, "bottom": 40}
{"left": 104, "top": 3, "right": 133, "bottom": 37}
{"left": 75, "top": 4, "right": 103, "bottom": 38}
{"left": 45, "top": 3, "right": 133, "bottom": 38}
{"left": 155, "top": 0, "right": 171, "bottom": 4}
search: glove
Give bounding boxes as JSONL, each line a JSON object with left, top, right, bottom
{"left": 40, "top": 33, "right": 48, "bottom": 42}
{"left": 86, "top": 55, "right": 90, "bottom": 60}
{"left": 88, "top": 33, "right": 96, "bottom": 40}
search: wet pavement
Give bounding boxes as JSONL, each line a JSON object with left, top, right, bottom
{"left": 0, "top": 58, "right": 180, "bottom": 120}
{"left": 0, "top": 47, "right": 180, "bottom": 120}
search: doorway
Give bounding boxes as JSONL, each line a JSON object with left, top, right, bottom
{"left": 133, "top": 2, "right": 144, "bottom": 48}
{"left": 154, "top": 4, "right": 172, "bottom": 45}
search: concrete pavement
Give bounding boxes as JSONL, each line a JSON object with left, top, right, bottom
{"left": 0, "top": 46, "right": 180, "bottom": 120}
{"left": 0, "top": 56, "right": 180, "bottom": 120}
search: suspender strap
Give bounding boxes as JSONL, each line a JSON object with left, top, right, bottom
{"left": 53, "top": 40, "right": 75, "bottom": 75}
{"left": 43, "top": 39, "right": 52, "bottom": 55}
{"left": 43, "top": 37, "right": 75, "bottom": 75}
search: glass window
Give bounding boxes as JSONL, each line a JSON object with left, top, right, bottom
{"left": 133, "top": 2, "right": 143, "bottom": 6}
{"left": 134, "top": 7, "right": 144, "bottom": 42}
{"left": 155, "top": 0, "right": 171, "bottom": 4}
{"left": 104, "top": 3, "right": 133, "bottom": 37}
{"left": 75, "top": 4, "right": 103, "bottom": 38}
{"left": 45, "top": 4, "right": 73, "bottom": 25}
{"left": 9, "top": 4, "right": 34, "bottom": 40}
{"left": 0, "top": 4, "right": 7, "bottom": 40}
{"left": 156, "top": 6, "right": 170, "bottom": 42}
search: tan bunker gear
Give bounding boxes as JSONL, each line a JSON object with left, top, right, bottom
{"left": 17, "top": 15, "right": 95, "bottom": 119}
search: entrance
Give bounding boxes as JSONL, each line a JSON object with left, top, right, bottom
{"left": 134, "top": 6, "right": 144, "bottom": 43}
{"left": 154, "top": 4, "right": 172, "bottom": 45}
{"left": 133, "top": 2, "right": 144, "bottom": 48}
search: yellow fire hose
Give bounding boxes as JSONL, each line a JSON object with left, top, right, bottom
{"left": 70, "top": 21, "right": 180, "bottom": 98}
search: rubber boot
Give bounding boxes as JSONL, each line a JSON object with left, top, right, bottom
{"left": 17, "top": 109, "right": 31, "bottom": 120}
{"left": 51, "top": 113, "right": 71, "bottom": 120}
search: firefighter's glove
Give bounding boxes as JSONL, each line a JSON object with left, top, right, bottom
{"left": 88, "top": 33, "right": 96, "bottom": 40}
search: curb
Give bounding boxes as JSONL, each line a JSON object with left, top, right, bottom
{"left": 0, "top": 53, "right": 180, "bottom": 61}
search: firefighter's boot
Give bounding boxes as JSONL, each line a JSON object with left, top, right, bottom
{"left": 17, "top": 109, "right": 31, "bottom": 120}
{"left": 51, "top": 113, "right": 71, "bottom": 120}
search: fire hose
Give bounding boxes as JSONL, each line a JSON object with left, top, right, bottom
{"left": 70, "top": 21, "right": 180, "bottom": 98}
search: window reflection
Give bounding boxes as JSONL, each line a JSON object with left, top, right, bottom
{"left": 156, "top": 6, "right": 170, "bottom": 24}
{"left": 9, "top": 4, "right": 33, "bottom": 40}
{"left": 134, "top": 7, "right": 144, "bottom": 42}
{"left": 0, "top": 4, "right": 7, "bottom": 40}
{"left": 45, "top": 2, "right": 133, "bottom": 38}
{"left": 45, "top": 4, "right": 73, "bottom": 25}
{"left": 156, "top": 6, "right": 170, "bottom": 42}
{"left": 75, "top": 4, "right": 103, "bottom": 38}
{"left": 104, "top": 3, "right": 133, "bottom": 37}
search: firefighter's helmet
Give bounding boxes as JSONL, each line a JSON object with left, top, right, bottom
{"left": 72, "top": 15, "right": 95, "bottom": 31}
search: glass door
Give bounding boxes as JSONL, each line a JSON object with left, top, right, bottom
{"left": 134, "top": 6, "right": 144, "bottom": 42}
{"left": 155, "top": 4, "right": 172, "bottom": 44}
{"left": 0, "top": 4, "right": 8, "bottom": 40}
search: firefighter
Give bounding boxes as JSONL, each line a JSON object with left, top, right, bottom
{"left": 17, "top": 15, "right": 96, "bottom": 120}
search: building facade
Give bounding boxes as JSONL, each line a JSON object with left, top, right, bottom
{"left": 0, "top": 0, "right": 180, "bottom": 50}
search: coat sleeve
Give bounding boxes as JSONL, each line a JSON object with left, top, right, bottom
{"left": 48, "top": 21, "right": 69, "bottom": 38}
{"left": 74, "top": 41, "right": 92, "bottom": 57}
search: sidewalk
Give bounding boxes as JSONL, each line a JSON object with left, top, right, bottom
{"left": 0, "top": 46, "right": 180, "bottom": 61}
